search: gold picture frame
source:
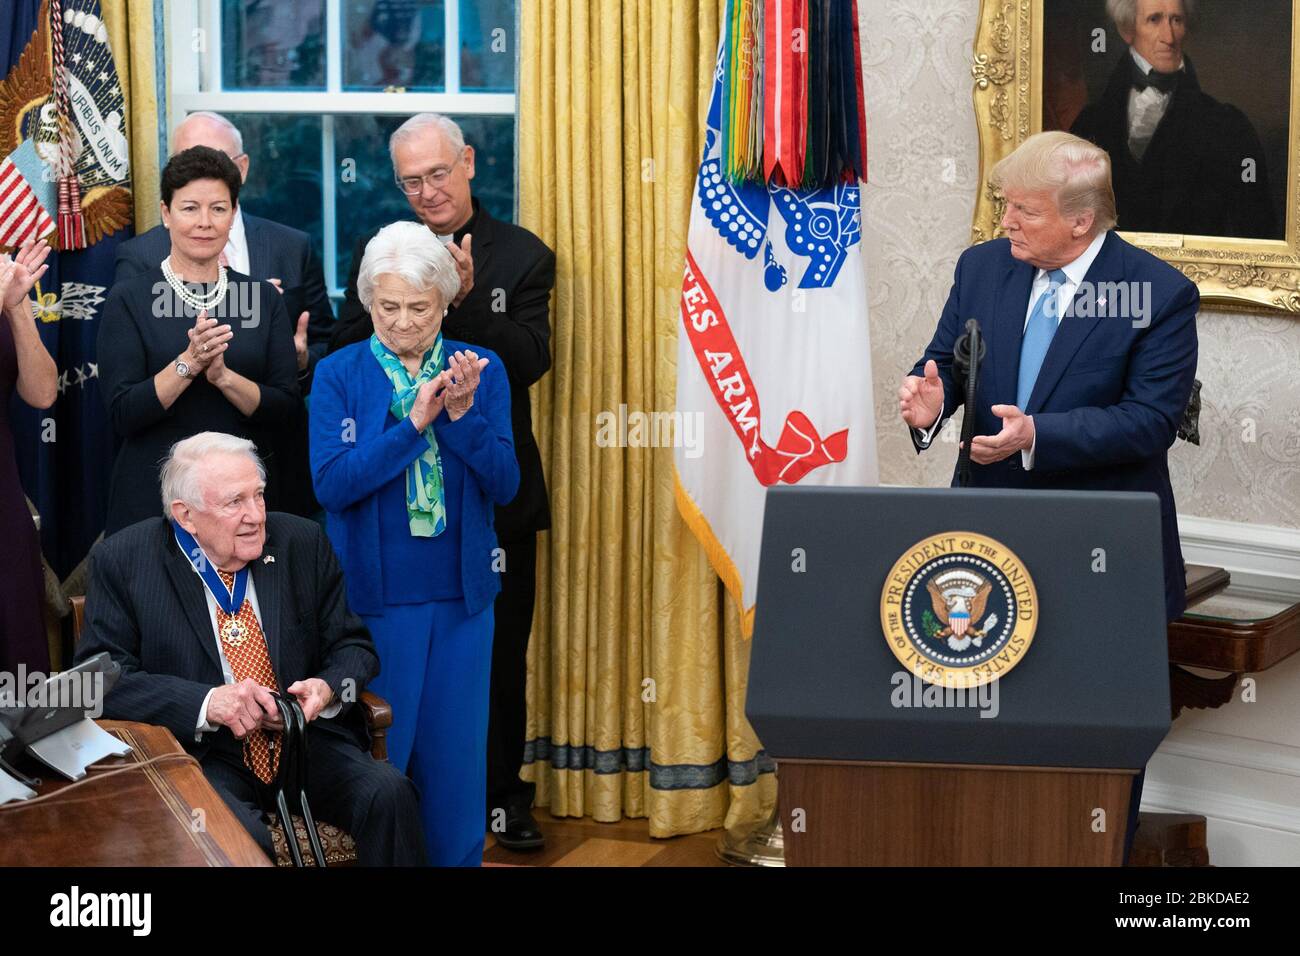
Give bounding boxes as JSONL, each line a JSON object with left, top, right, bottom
{"left": 972, "top": 0, "right": 1300, "bottom": 313}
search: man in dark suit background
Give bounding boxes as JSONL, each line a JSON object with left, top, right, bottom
{"left": 899, "top": 131, "right": 1198, "bottom": 860}
{"left": 1070, "top": 0, "right": 1278, "bottom": 238}
{"left": 115, "top": 112, "right": 335, "bottom": 517}
{"left": 74, "top": 432, "right": 425, "bottom": 865}
{"left": 330, "top": 113, "right": 554, "bottom": 850}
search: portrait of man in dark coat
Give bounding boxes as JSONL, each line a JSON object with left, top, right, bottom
{"left": 1067, "top": 0, "right": 1282, "bottom": 239}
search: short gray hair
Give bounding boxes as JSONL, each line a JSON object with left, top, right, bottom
{"left": 160, "top": 432, "right": 264, "bottom": 516}
{"left": 388, "top": 113, "right": 466, "bottom": 166}
{"left": 991, "top": 131, "right": 1118, "bottom": 233}
{"left": 174, "top": 111, "right": 244, "bottom": 155}
{"left": 1106, "top": 0, "right": 1196, "bottom": 36}
{"left": 357, "top": 221, "right": 461, "bottom": 311}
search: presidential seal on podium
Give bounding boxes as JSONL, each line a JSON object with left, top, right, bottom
{"left": 880, "top": 532, "right": 1038, "bottom": 688}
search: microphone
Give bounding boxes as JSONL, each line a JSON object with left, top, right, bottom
{"left": 952, "top": 319, "right": 985, "bottom": 488}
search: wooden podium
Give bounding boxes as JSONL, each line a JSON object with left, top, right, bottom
{"left": 747, "top": 487, "right": 1172, "bottom": 867}
{"left": 779, "top": 760, "right": 1133, "bottom": 866}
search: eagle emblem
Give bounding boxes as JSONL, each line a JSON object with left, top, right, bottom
{"left": 926, "top": 570, "right": 1000, "bottom": 651}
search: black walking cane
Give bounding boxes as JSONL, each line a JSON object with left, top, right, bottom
{"left": 265, "top": 692, "right": 328, "bottom": 868}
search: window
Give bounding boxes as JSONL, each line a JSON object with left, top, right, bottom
{"left": 170, "top": 1, "right": 518, "bottom": 296}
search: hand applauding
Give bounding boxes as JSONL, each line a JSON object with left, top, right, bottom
{"left": 443, "top": 349, "right": 489, "bottom": 421}
{"left": 0, "top": 239, "right": 51, "bottom": 312}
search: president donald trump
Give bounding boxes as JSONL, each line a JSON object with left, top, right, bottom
{"left": 900, "top": 130, "right": 1198, "bottom": 857}
{"left": 902, "top": 130, "right": 1197, "bottom": 623}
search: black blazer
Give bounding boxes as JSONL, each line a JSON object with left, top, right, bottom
{"left": 1071, "top": 55, "right": 1278, "bottom": 239}
{"left": 97, "top": 268, "right": 302, "bottom": 535}
{"left": 74, "top": 513, "right": 379, "bottom": 759}
{"left": 330, "top": 203, "right": 555, "bottom": 539}
{"left": 115, "top": 213, "right": 334, "bottom": 518}
{"left": 115, "top": 213, "right": 336, "bottom": 382}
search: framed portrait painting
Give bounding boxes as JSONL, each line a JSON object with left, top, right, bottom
{"left": 972, "top": 0, "right": 1300, "bottom": 312}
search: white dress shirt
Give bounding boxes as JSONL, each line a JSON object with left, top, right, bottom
{"left": 222, "top": 208, "right": 251, "bottom": 274}
{"left": 188, "top": 549, "right": 340, "bottom": 740}
{"left": 913, "top": 230, "right": 1108, "bottom": 469}
{"left": 1127, "top": 49, "right": 1184, "bottom": 161}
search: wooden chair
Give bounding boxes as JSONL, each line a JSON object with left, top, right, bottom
{"left": 69, "top": 594, "right": 393, "bottom": 867}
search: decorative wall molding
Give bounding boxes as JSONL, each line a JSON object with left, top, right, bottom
{"left": 1177, "top": 513, "right": 1300, "bottom": 589}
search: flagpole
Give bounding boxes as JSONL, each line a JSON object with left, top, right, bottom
{"left": 715, "top": 804, "right": 785, "bottom": 867}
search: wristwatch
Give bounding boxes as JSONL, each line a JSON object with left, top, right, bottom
{"left": 175, "top": 359, "right": 195, "bottom": 379}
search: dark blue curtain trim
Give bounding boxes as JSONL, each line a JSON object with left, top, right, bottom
{"left": 522, "top": 737, "right": 776, "bottom": 790}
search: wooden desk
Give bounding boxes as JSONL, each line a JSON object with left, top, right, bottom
{"left": 0, "top": 720, "right": 272, "bottom": 866}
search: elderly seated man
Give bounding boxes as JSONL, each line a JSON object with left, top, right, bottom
{"left": 74, "top": 431, "right": 426, "bottom": 866}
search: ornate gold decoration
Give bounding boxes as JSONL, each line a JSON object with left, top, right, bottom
{"left": 970, "top": 0, "right": 1300, "bottom": 314}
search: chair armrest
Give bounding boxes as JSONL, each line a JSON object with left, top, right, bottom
{"left": 359, "top": 691, "right": 391, "bottom": 761}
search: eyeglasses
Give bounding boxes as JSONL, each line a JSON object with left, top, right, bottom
{"left": 396, "top": 164, "right": 456, "bottom": 196}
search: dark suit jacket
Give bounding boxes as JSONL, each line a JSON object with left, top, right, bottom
{"left": 1071, "top": 55, "right": 1278, "bottom": 239}
{"left": 115, "top": 213, "right": 334, "bottom": 517}
{"left": 329, "top": 202, "right": 554, "bottom": 539}
{"left": 910, "top": 232, "right": 1199, "bottom": 621}
{"left": 73, "top": 513, "right": 379, "bottom": 759}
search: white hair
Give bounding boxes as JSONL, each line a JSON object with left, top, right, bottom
{"left": 388, "top": 113, "right": 466, "bottom": 166}
{"left": 1106, "top": 0, "right": 1195, "bottom": 35}
{"left": 357, "top": 221, "right": 461, "bottom": 311}
{"left": 992, "top": 131, "right": 1118, "bottom": 233}
{"left": 160, "top": 432, "right": 264, "bottom": 516}
{"left": 173, "top": 111, "right": 244, "bottom": 155}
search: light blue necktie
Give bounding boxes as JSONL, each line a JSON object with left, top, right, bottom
{"left": 1016, "top": 268, "right": 1068, "bottom": 409}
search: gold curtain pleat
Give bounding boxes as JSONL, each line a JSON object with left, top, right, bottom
{"left": 519, "top": 0, "right": 777, "bottom": 838}
{"left": 101, "top": 0, "right": 162, "bottom": 233}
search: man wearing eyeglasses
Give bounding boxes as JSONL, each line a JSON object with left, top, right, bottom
{"left": 331, "top": 112, "right": 555, "bottom": 853}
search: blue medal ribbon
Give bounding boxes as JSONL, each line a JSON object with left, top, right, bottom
{"left": 172, "top": 520, "right": 248, "bottom": 614}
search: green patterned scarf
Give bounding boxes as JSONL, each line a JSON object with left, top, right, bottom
{"left": 370, "top": 333, "right": 446, "bottom": 537}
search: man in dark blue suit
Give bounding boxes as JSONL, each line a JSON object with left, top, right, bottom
{"left": 115, "top": 112, "right": 335, "bottom": 517}
{"left": 901, "top": 130, "right": 1198, "bottom": 858}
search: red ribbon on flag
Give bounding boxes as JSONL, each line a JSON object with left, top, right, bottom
{"left": 680, "top": 249, "right": 847, "bottom": 486}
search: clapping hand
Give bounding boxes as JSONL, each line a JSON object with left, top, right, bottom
{"left": 443, "top": 349, "right": 489, "bottom": 421}
{"left": 408, "top": 374, "right": 449, "bottom": 431}
{"left": 1, "top": 239, "right": 51, "bottom": 311}
{"left": 185, "top": 310, "right": 233, "bottom": 375}
{"left": 446, "top": 235, "right": 473, "bottom": 307}
{"left": 294, "top": 311, "right": 310, "bottom": 370}
{"left": 898, "top": 359, "right": 945, "bottom": 431}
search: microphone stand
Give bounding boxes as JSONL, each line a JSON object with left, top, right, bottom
{"left": 952, "top": 318, "right": 985, "bottom": 488}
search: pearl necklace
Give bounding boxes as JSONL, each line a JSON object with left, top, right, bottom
{"left": 162, "top": 256, "right": 228, "bottom": 312}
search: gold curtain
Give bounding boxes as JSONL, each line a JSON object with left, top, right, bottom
{"left": 101, "top": 0, "right": 163, "bottom": 233}
{"left": 519, "top": 0, "right": 777, "bottom": 838}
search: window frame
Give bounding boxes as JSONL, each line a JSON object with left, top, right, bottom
{"left": 168, "top": 0, "right": 518, "bottom": 297}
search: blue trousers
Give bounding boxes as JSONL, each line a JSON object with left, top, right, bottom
{"left": 363, "top": 599, "right": 494, "bottom": 867}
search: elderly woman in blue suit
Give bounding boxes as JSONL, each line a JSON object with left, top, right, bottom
{"left": 309, "top": 221, "right": 518, "bottom": 866}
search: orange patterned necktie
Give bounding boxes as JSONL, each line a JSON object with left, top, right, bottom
{"left": 215, "top": 569, "right": 281, "bottom": 784}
